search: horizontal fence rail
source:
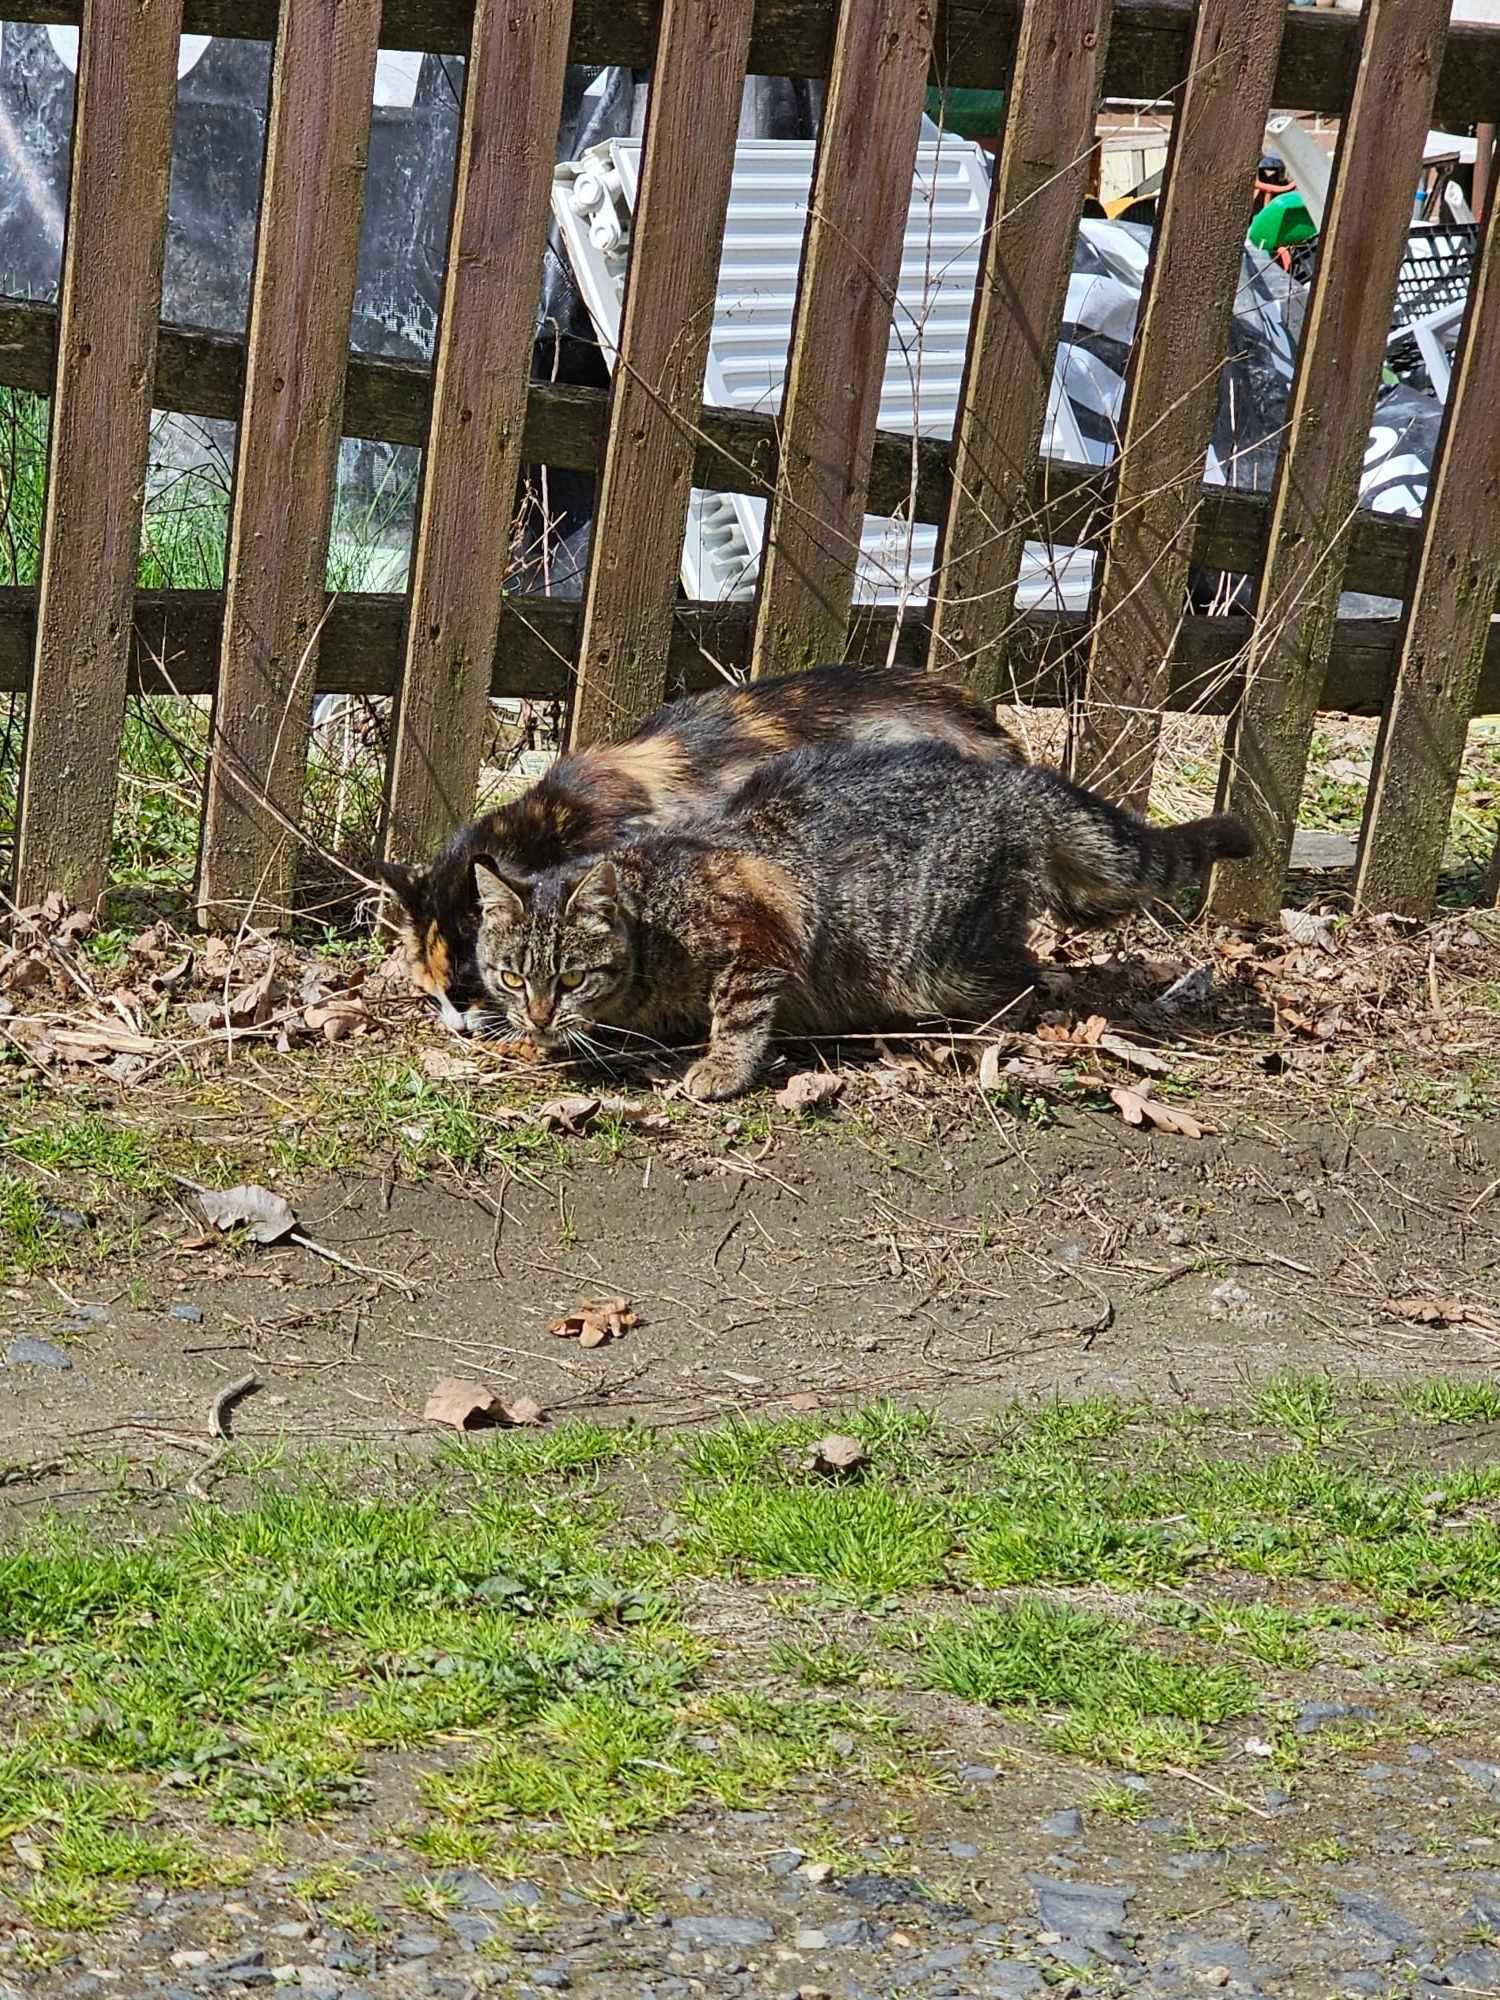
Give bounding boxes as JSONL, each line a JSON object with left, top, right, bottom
{"left": 2, "top": 588, "right": 1496, "bottom": 718}
{"left": 0, "top": 294, "right": 1457, "bottom": 598}
{"left": 1, "top": 0, "right": 1498, "bottom": 928}
{"left": 5, "top": 0, "right": 1500, "bottom": 127}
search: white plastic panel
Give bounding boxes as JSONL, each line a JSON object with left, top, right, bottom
{"left": 551, "top": 136, "right": 1094, "bottom": 612}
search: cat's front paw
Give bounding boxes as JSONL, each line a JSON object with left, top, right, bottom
{"left": 683, "top": 1054, "right": 757, "bottom": 1103}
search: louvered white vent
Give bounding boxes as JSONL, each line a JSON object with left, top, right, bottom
{"left": 552, "top": 137, "right": 1092, "bottom": 612}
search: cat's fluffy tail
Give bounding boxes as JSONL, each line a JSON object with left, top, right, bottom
{"left": 1021, "top": 768, "right": 1254, "bottom": 927}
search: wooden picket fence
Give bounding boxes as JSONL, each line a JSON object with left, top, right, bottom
{"left": 1, "top": 0, "right": 1499, "bottom": 930}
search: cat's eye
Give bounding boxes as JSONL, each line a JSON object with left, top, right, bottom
{"left": 499, "top": 970, "right": 524, "bottom": 991}
{"left": 558, "top": 970, "right": 585, "bottom": 991}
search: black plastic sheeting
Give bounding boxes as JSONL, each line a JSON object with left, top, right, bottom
{"left": 0, "top": 29, "right": 819, "bottom": 589}
{"left": 0, "top": 27, "right": 1446, "bottom": 618}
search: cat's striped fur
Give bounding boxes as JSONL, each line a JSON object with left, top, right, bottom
{"left": 471, "top": 740, "right": 1253, "bottom": 1100}
{"left": 372, "top": 665, "right": 1021, "bottom": 1031}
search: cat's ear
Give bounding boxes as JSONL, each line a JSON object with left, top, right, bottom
{"left": 564, "top": 858, "right": 619, "bottom": 921}
{"left": 369, "top": 858, "right": 426, "bottom": 920}
{"left": 472, "top": 855, "right": 530, "bottom": 922}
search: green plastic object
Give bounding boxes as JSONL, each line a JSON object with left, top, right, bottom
{"left": 1248, "top": 189, "right": 1317, "bottom": 255}
{"left": 924, "top": 86, "right": 1004, "bottom": 142}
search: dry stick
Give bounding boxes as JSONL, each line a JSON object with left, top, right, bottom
{"left": 208, "top": 1372, "right": 260, "bottom": 1441}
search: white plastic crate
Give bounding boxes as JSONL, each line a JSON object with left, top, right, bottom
{"left": 551, "top": 137, "right": 1093, "bottom": 612}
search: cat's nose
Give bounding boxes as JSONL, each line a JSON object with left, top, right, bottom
{"left": 527, "top": 1000, "right": 554, "bottom": 1029}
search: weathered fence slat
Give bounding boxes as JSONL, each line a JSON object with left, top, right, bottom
{"left": 925, "top": 0, "right": 1111, "bottom": 699}
{"left": 1207, "top": 0, "right": 1450, "bottom": 923}
{"left": 1072, "top": 0, "right": 1285, "bottom": 808}
{"left": 379, "top": 0, "right": 574, "bottom": 868}
{"left": 747, "top": 0, "right": 934, "bottom": 677}
{"left": 569, "top": 0, "right": 755, "bottom": 748}
{"left": 196, "top": 0, "right": 380, "bottom": 929}
{"left": 1353, "top": 180, "right": 1500, "bottom": 916}
{"left": 13, "top": 0, "right": 184, "bottom": 909}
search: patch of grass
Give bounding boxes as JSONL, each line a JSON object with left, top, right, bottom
{"left": 8, "top": 1110, "right": 163, "bottom": 1194}
{"left": 1085, "top": 1780, "right": 1152, "bottom": 1821}
{"left": 6, "top": 1391, "right": 1500, "bottom": 1921}
{"left": 1400, "top": 1378, "right": 1500, "bottom": 1427}
{"left": 422, "top": 1686, "right": 914, "bottom": 1861}
{"left": 1251, "top": 1372, "right": 1346, "bottom": 1448}
{"left": 676, "top": 1479, "right": 949, "bottom": 1595}
{"left": 918, "top": 1598, "right": 1259, "bottom": 1770}
{"left": 953, "top": 1396, "right": 1500, "bottom": 1619}
{"left": 1156, "top": 1599, "right": 1319, "bottom": 1672}
{"left": 769, "top": 1636, "right": 878, "bottom": 1688}
{"left": 0, "top": 1172, "right": 68, "bottom": 1277}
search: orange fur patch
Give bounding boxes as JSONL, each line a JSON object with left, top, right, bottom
{"left": 731, "top": 693, "right": 797, "bottom": 752}
{"left": 413, "top": 920, "right": 450, "bottom": 996}
{"left": 731, "top": 854, "right": 808, "bottom": 963}
{"left": 602, "top": 736, "right": 692, "bottom": 812}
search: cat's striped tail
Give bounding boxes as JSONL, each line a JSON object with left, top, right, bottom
{"left": 1022, "top": 765, "right": 1254, "bottom": 927}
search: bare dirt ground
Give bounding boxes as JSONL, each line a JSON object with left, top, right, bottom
{"left": 4, "top": 1107, "right": 1500, "bottom": 1467}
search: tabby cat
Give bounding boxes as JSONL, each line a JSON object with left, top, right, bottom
{"left": 471, "top": 740, "right": 1252, "bottom": 1101}
{"left": 373, "top": 665, "right": 1021, "bottom": 1032}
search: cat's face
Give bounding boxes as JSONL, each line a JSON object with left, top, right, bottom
{"left": 473, "top": 857, "right": 634, "bottom": 1050}
{"left": 371, "top": 859, "right": 488, "bottom": 1035}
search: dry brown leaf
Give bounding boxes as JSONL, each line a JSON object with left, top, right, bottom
{"left": 1095, "top": 1032, "right": 1172, "bottom": 1076}
{"left": 1381, "top": 1295, "right": 1497, "bottom": 1330}
{"left": 186, "top": 963, "right": 280, "bottom": 1033}
{"left": 977, "top": 1042, "right": 1006, "bottom": 1092}
{"left": 998, "top": 1056, "right": 1069, "bottom": 1092}
{"left": 199, "top": 936, "right": 235, "bottom": 982}
{"left": 776, "top": 1070, "right": 845, "bottom": 1113}
{"left": 550, "top": 1295, "right": 638, "bottom": 1349}
{"left": 420, "top": 1048, "right": 482, "bottom": 1081}
{"left": 1036, "top": 1014, "right": 1107, "bottom": 1047}
{"left": 1276, "top": 1005, "right": 1322, "bottom": 1037}
{"left": 198, "top": 1183, "right": 298, "bottom": 1245}
{"left": 1280, "top": 907, "right": 1337, "bottom": 954}
{"left": 0, "top": 950, "right": 52, "bottom": 996}
{"left": 807, "top": 1434, "right": 867, "bottom": 1478}
{"left": 596, "top": 1096, "right": 673, "bottom": 1133}
{"left": 304, "top": 996, "right": 370, "bottom": 1043}
{"left": 538, "top": 1094, "right": 602, "bottom": 1133}
{"left": 52, "top": 1026, "right": 158, "bottom": 1061}
{"left": 1109, "top": 1085, "right": 1210, "bottom": 1139}
{"left": 146, "top": 952, "right": 193, "bottom": 996}
{"left": 424, "top": 1377, "right": 503, "bottom": 1430}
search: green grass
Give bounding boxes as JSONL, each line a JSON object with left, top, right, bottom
{"left": 4, "top": 1385, "right": 1500, "bottom": 1928}
{"left": 7, "top": 1111, "right": 162, "bottom": 1193}
{"left": 1401, "top": 1378, "right": 1500, "bottom": 1426}
{"left": 918, "top": 1598, "right": 1259, "bottom": 1770}
{"left": 0, "top": 1108, "right": 172, "bottom": 1277}
{"left": 0, "top": 389, "right": 418, "bottom": 904}
{"left": 0, "top": 1172, "right": 70, "bottom": 1277}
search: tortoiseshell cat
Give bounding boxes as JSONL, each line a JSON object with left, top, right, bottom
{"left": 373, "top": 665, "right": 1021, "bottom": 1032}
{"left": 471, "top": 740, "right": 1253, "bottom": 1101}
